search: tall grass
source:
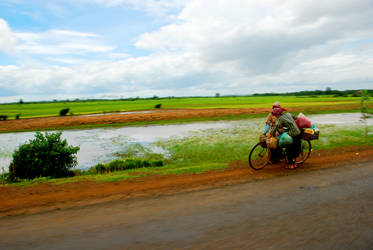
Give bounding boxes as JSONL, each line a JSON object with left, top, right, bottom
{"left": 155, "top": 120, "right": 373, "bottom": 165}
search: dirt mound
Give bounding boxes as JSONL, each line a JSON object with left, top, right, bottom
{"left": 1, "top": 145, "right": 372, "bottom": 217}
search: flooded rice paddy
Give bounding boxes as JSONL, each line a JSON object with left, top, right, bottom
{"left": 0, "top": 113, "right": 371, "bottom": 172}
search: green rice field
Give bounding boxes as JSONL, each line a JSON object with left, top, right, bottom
{"left": 0, "top": 95, "right": 363, "bottom": 119}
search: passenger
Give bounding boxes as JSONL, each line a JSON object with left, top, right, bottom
{"left": 264, "top": 102, "right": 285, "bottom": 163}
{"left": 270, "top": 107, "right": 301, "bottom": 169}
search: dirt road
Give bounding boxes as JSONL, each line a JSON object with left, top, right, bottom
{"left": 1, "top": 160, "right": 373, "bottom": 249}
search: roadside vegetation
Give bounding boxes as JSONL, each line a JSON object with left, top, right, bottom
{"left": 8, "top": 132, "right": 79, "bottom": 181}
{"left": 1, "top": 118, "right": 372, "bottom": 186}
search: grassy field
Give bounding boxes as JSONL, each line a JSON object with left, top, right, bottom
{"left": 2, "top": 119, "right": 372, "bottom": 186}
{"left": 0, "top": 95, "right": 363, "bottom": 119}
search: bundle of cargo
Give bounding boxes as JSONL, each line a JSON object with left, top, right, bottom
{"left": 302, "top": 127, "right": 320, "bottom": 140}
{"left": 266, "top": 136, "right": 278, "bottom": 149}
{"left": 295, "top": 113, "right": 320, "bottom": 140}
{"left": 295, "top": 113, "right": 312, "bottom": 129}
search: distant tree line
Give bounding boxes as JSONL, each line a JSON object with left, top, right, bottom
{"left": 1, "top": 88, "right": 372, "bottom": 105}
{"left": 252, "top": 88, "right": 372, "bottom": 97}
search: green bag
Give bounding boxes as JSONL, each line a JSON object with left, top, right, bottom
{"left": 278, "top": 132, "right": 293, "bottom": 147}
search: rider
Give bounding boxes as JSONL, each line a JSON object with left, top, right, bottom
{"left": 270, "top": 107, "right": 301, "bottom": 169}
{"left": 264, "top": 101, "right": 286, "bottom": 134}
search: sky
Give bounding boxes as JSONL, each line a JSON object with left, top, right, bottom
{"left": 0, "top": 0, "right": 373, "bottom": 103}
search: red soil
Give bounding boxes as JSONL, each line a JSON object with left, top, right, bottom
{"left": 1, "top": 145, "right": 373, "bottom": 217}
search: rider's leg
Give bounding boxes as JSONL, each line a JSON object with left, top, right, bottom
{"left": 285, "top": 134, "right": 302, "bottom": 167}
{"left": 293, "top": 134, "right": 302, "bottom": 162}
{"left": 289, "top": 134, "right": 302, "bottom": 167}
{"left": 270, "top": 147, "right": 281, "bottom": 163}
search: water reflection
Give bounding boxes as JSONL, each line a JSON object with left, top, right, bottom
{"left": 0, "top": 113, "right": 371, "bottom": 172}
{"left": 0, "top": 122, "right": 230, "bottom": 171}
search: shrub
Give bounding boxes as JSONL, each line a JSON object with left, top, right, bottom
{"left": 59, "top": 108, "right": 70, "bottom": 116}
{"left": 1, "top": 171, "right": 11, "bottom": 184}
{"left": 155, "top": 103, "right": 162, "bottom": 109}
{"left": 142, "top": 160, "right": 151, "bottom": 167}
{"left": 108, "top": 159, "right": 127, "bottom": 171}
{"left": 134, "top": 159, "right": 143, "bottom": 168}
{"left": 152, "top": 160, "right": 164, "bottom": 167}
{"left": 15, "top": 114, "right": 21, "bottom": 119}
{"left": 88, "top": 158, "right": 165, "bottom": 175}
{"left": 0, "top": 115, "right": 7, "bottom": 121}
{"left": 10, "top": 132, "right": 80, "bottom": 180}
{"left": 124, "top": 159, "right": 136, "bottom": 169}
{"left": 95, "top": 163, "right": 106, "bottom": 174}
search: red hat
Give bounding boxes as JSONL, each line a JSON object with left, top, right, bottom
{"left": 272, "top": 101, "right": 281, "bottom": 108}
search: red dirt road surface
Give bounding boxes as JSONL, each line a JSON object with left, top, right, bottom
{"left": 1, "top": 150, "right": 373, "bottom": 249}
{"left": 1, "top": 145, "right": 373, "bottom": 218}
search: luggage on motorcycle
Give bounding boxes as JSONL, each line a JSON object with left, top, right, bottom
{"left": 266, "top": 136, "right": 278, "bottom": 149}
{"left": 304, "top": 128, "right": 314, "bottom": 134}
{"left": 278, "top": 132, "right": 293, "bottom": 147}
{"left": 302, "top": 128, "right": 320, "bottom": 140}
{"left": 295, "top": 113, "right": 312, "bottom": 129}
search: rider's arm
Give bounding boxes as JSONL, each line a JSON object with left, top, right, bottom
{"left": 265, "top": 113, "right": 273, "bottom": 125}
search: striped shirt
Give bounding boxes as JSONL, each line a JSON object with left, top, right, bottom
{"left": 270, "top": 112, "right": 300, "bottom": 137}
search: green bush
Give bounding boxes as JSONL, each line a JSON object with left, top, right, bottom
{"left": 59, "top": 108, "right": 70, "bottom": 116}
{"left": 142, "top": 160, "right": 151, "bottom": 167}
{"left": 108, "top": 159, "right": 127, "bottom": 171}
{"left": 152, "top": 160, "right": 164, "bottom": 167}
{"left": 9, "top": 132, "right": 80, "bottom": 180}
{"left": 124, "top": 159, "right": 136, "bottom": 169}
{"left": 95, "top": 163, "right": 106, "bottom": 174}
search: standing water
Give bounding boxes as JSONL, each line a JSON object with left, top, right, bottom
{"left": 0, "top": 113, "right": 371, "bottom": 172}
{"left": 0, "top": 122, "right": 231, "bottom": 172}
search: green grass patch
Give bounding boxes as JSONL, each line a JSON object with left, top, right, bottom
{"left": 310, "top": 125, "right": 373, "bottom": 149}
{"left": 0, "top": 95, "right": 365, "bottom": 119}
{"left": 0, "top": 162, "right": 228, "bottom": 186}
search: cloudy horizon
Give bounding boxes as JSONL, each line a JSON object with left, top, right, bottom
{"left": 1, "top": 0, "right": 373, "bottom": 103}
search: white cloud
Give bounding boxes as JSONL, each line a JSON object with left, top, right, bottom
{"left": 13, "top": 29, "right": 114, "bottom": 56}
{"left": 136, "top": 0, "right": 373, "bottom": 75}
{"left": 1, "top": 0, "right": 373, "bottom": 102}
{"left": 0, "top": 18, "right": 17, "bottom": 53}
{"left": 80, "top": 0, "right": 186, "bottom": 17}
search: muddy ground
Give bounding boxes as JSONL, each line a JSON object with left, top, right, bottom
{"left": 1, "top": 145, "right": 373, "bottom": 218}
{"left": 0, "top": 104, "right": 359, "bottom": 132}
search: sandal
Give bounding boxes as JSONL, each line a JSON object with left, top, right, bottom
{"left": 285, "top": 164, "right": 295, "bottom": 169}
